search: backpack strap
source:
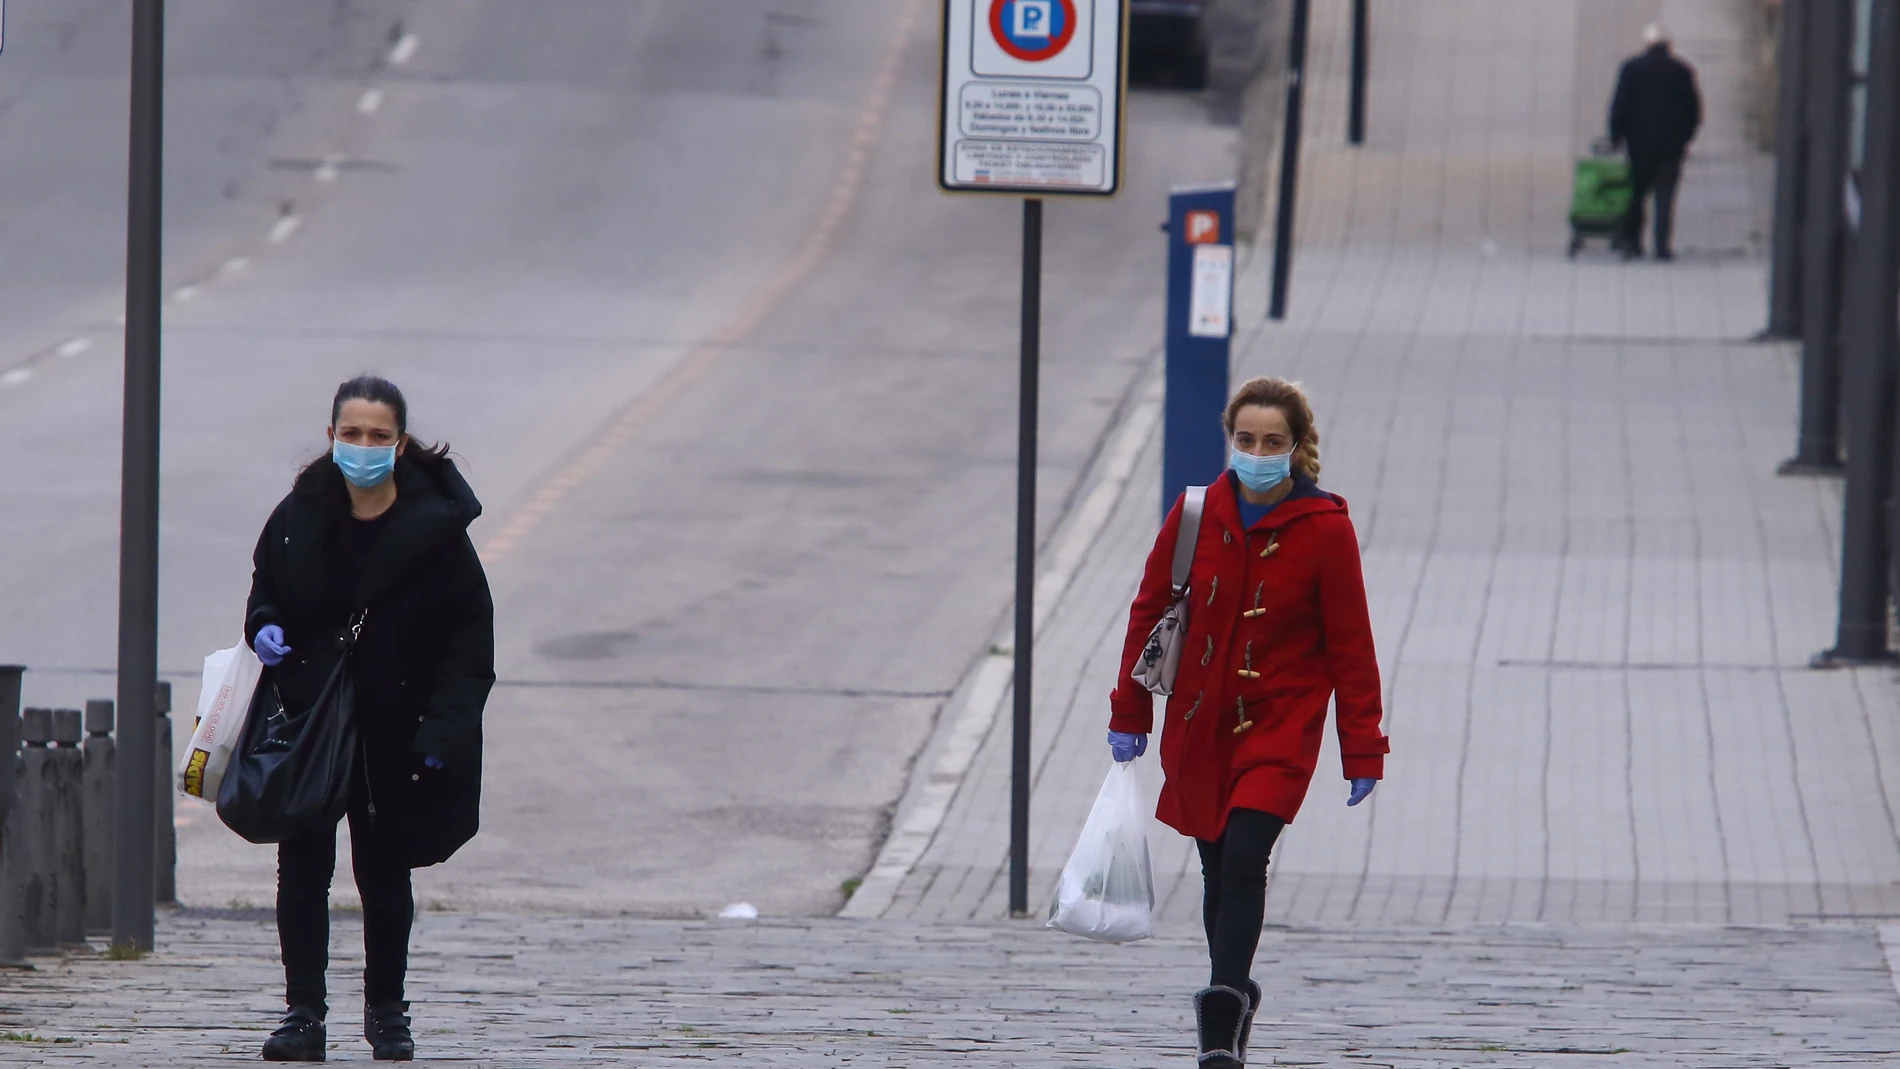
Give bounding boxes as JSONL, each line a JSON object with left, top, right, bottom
{"left": 1170, "top": 486, "right": 1208, "bottom": 598}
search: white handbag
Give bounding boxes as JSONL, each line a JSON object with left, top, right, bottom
{"left": 1129, "top": 485, "right": 1206, "bottom": 696}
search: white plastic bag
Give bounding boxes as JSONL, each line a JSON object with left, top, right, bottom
{"left": 177, "top": 641, "right": 263, "bottom": 800}
{"left": 1046, "top": 760, "right": 1156, "bottom": 943}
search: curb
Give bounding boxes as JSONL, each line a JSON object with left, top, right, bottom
{"left": 841, "top": 372, "right": 1166, "bottom": 919}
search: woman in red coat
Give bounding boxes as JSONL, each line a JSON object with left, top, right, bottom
{"left": 1107, "top": 377, "right": 1388, "bottom": 1067}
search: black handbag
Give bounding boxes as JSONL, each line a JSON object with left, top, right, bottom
{"left": 216, "top": 611, "right": 364, "bottom": 843}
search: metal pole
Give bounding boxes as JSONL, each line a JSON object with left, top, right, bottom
{"left": 1348, "top": 0, "right": 1368, "bottom": 145}
{"left": 1008, "top": 198, "right": 1042, "bottom": 919}
{"left": 1783, "top": 0, "right": 1852, "bottom": 475}
{"left": 1824, "top": 0, "right": 1900, "bottom": 664}
{"left": 112, "top": 0, "right": 164, "bottom": 954}
{"left": 1766, "top": 0, "right": 1811, "bottom": 338}
{"left": 1269, "top": 0, "right": 1312, "bottom": 320}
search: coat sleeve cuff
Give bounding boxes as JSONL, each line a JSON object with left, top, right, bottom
{"left": 1107, "top": 687, "right": 1154, "bottom": 735}
{"left": 244, "top": 607, "right": 279, "bottom": 649}
{"left": 1342, "top": 754, "right": 1384, "bottom": 780}
{"left": 413, "top": 720, "right": 477, "bottom": 770}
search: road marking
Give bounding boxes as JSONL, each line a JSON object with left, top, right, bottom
{"left": 1, "top": 369, "right": 33, "bottom": 387}
{"left": 358, "top": 88, "right": 385, "bottom": 115}
{"left": 221, "top": 257, "right": 251, "bottom": 275}
{"left": 477, "top": 0, "right": 924, "bottom": 565}
{"left": 268, "top": 214, "right": 303, "bottom": 245}
{"left": 840, "top": 377, "right": 1164, "bottom": 919}
{"left": 1883, "top": 928, "right": 1900, "bottom": 1000}
{"left": 172, "top": 284, "right": 201, "bottom": 303}
{"left": 55, "top": 337, "right": 91, "bottom": 358}
{"left": 314, "top": 155, "right": 344, "bottom": 183}
{"left": 388, "top": 32, "right": 418, "bottom": 66}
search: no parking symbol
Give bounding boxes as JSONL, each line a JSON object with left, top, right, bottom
{"left": 990, "top": 0, "right": 1078, "bottom": 62}
{"left": 971, "top": 0, "right": 1095, "bottom": 80}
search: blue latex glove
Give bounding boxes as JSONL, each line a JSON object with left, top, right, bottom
{"left": 1107, "top": 731, "right": 1148, "bottom": 763}
{"left": 422, "top": 755, "right": 444, "bottom": 770}
{"left": 1347, "top": 777, "right": 1377, "bottom": 806}
{"left": 253, "top": 624, "right": 291, "bottom": 667}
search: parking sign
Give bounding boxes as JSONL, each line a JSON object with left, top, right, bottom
{"left": 939, "top": 0, "right": 1127, "bottom": 196}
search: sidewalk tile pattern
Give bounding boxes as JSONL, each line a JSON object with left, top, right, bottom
{"left": 877, "top": 0, "right": 1900, "bottom": 928}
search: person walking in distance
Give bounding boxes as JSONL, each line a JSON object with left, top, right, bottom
{"left": 247, "top": 376, "right": 495, "bottom": 1061}
{"left": 1107, "top": 378, "right": 1388, "bottom": 1067}
{"left": 1609, "top": 22, "right": 1703, "bottom": 261}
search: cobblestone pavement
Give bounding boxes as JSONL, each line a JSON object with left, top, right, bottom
{"left": 1, "top": 912, "right": 1897, "bottom": 1066}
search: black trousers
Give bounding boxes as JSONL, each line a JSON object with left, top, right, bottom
{"left": 277, "top": 794, "right": 413, "bottom": 1017}
{"left": 1622, "top": 152, "right": 1684, "bottom": 255}
{"left": 1195, "top": 808, "right": 1287, "bottom": 991}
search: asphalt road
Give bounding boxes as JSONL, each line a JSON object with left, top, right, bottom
{"left": 0, "top": 0, "right": 1243, "bottom": 915}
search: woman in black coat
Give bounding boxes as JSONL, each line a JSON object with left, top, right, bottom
{"left": 244, "top": 375, "right": 494, "bottom": 1062}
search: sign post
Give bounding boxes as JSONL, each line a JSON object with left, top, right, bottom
{"left": 940, "top": 0, "right": 1128, "bottom": 918}
{"left": 114, "top": 0, "right": 164, "bottom": 954}
{"left": 1348, "top": 0, "right": 1368, "bottom": 145}
{"left": 1164, "top": 185, "right": 1236, "bottom": 518}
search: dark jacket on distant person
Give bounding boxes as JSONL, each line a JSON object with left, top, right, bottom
{"left": 245, "top": 454, "right": 495, "bottom": 868}
{"left": 1610, "top": 44, "right": 1702, "bottom": 158}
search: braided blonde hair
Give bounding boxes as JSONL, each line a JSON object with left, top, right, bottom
{"left": 1221, "top": 377, "right": 1321, "bottom": 483}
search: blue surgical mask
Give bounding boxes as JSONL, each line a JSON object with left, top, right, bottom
{"left": 332, "top": 439, "right": 397, "bottom": 488}
{"left": 1230, "top": 449, "right": 1291, "bottom": 493}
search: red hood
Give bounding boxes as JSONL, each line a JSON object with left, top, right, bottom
{"left": 1202, "top": 474, "right": 1347, "bottom": 539}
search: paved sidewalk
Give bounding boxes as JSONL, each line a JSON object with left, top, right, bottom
{"left": 857, "top": 0, "right": 1900, "bottom": 929}
{"left": 2, "top": 912, "right": 1898, "bottom": 1065}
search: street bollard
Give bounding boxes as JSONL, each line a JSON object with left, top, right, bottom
{"left": 0, "top": 668, "right": 20, "bottom": 844}
{"left": 153, "top": 681, "right": 174, "bottom": 905}
{"left": 49, "top": 710, "right": 86, "bottom": 947}
{"left": 0, "top": 668, "right": 24, "bottom": 967}
{"left": 16, "top": 708, "right": 55, "bottom": 952}
{"left": 82, "top": 700, "right": 116, "bottom": 934}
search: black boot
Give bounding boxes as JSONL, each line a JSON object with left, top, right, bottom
{"left": 1192, "top": 986, "right": 1248, "bottom": 1068}
{"left": 261, "top": 1006, "right": 326, "bottom": 1062}
{"left": 365, "top": 1002, "right": 415, "bottom": 1061}
{"left": 1237, "top": 979, "right": 1262, "bottom": 1060}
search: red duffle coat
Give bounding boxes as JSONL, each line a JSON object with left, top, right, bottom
{"left": 1109, "top": 473, "right": 1389, "bottom": 840}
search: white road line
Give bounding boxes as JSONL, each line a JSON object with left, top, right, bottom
{"left": 840, "top": 378, "right": 1165, "bottom": 920}
{"left": 1, "top": 369, "right": 33, "bottom": 387}
{"left": 357, "top": 88, "right": 385, "bottom": 115}
{"left": 55, "top": 337, "right": 91, "bottom": 358}
{"left": 1882, "top": 928, "right": 1900, "bottom": 1000}
{"left": 172, "top": 284, "right": 201, "bottom": 303}
{"left": 268, "top": 215, "right": 303, "bottom": 245}
{"left": 221, "top": 257, "right": 251, "bottom": 275}
{"left": 388, "top": 33, "right": 418, "bottom": 66}
{"left": 314, "top": 155, "right": 343, "bottom": 183}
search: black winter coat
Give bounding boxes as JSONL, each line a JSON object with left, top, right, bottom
{"left": 1609, "top": 45, "right": 1702, "bottom": 158}
{"left": 245, "top": 454, "right": 495, "bottom": 868}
